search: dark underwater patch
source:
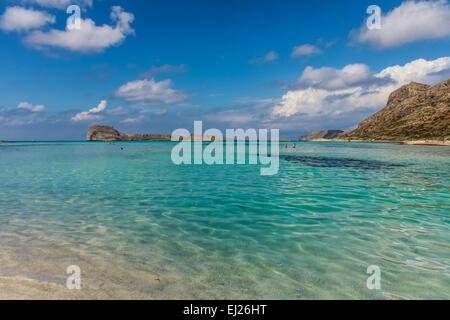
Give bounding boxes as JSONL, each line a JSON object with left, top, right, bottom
{"left": 280, "top": 155, "right": 404, "bottom": 170}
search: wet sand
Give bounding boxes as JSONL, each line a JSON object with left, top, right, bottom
{"left": 0, "top": 244, "right": 173, "bottom": 300}
{"left": 0, "top": 275, "right": 98, "bottom": 300}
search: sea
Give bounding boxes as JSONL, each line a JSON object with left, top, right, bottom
{"left": 0, "top": 141, "right": 448, "bottom": 299}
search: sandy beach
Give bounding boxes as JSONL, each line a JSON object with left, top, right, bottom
{"left": 307, "top": 139, "right": 450, "bottom": 146}
{"left": 400, "top": 140, "right": 450, "bottom": 146}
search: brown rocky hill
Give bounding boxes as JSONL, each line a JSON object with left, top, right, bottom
{"left": 299, "top": 130, "right": 346, "bottom": 141}
{"left": 87, "top": 125, "right": 171, "bottom": 141}
{"left": 343, "top": 78, "right": 449, "bottom": 141}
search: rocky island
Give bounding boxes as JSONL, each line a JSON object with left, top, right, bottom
{"left": 87, "top": 125, "right": 171, "bottom": 141}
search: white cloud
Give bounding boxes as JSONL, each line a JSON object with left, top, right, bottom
{"left": 20, "top": 0, "right": 93, "bottom": 9}
{"left": 110, "top": 6, "right": 134, "bottom": 35}
{"left": 292, "top": 64, "right": 385, "bottom": 90}
{"left": 24, "top": 6, "right": 134, "bottom": 53}
{"left": 273, "top": 57, "right": 450, "bottom": 117}
{"left": 89, "top": 100, "right": 106, "bottom": 113}
{"left": 249, "top": 51, "right": 279, "bottom": 64}
{"left": 121, "top": 115, "right": 145, "bottom": 124}
{"left": 355, "top": 0, "right": 450, "bottom": 48}
{"left": 0, "top": 102, "right": 46, "bottom": 126}
{"left": 140, "top": 108, "right": 168, "bottom": 115}
{"left": 71, "top": 100, "right": 106, "bottom": 122}
{"left": 114, "top": 78, "right": 188, "bottom": 104}
{"left": 377, "top": 57, "right": 450, "bottom": 83}
{"left": 107, "top": 106, "right": 129, "bottom": 116}
{"left": 0, "top": 6, "right": 55, "bottom": 32}
{"left": 17, "top": 101, "right": 45, "bottom": 112}
{"left": 291, "top": 44, "right": 322, "bottom": 57}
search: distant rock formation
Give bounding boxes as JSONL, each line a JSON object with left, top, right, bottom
{"left": 87, "top": 126, "right": 125, "bottom": 141}
{"left": 299, "top": 130, "right": 346, "bottom": 141}
{"left": 87, "top": 125, "right": 171, "bottom": 141}
{"left": 343, "top": 79, "right": 450, "bottom": 141}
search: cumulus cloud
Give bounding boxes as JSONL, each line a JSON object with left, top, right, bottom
{"left": 114, "top": 78, "right": 188, "bottom": 104}
{"left": 292, "top": 64, "right": 394, "bottom": 90}
{"left": 377, "top": 57, "right": 450, "bottom": 83}
{"left": 71, "top": 100, "right": 106, "bottom": 121}
{"left": 291, "top": 44, "right": 322, "bottom": 57}
{"left": 24, "top": 6, "right": 134, "bottom": 53}
{"left": 355, "top": 0, "right": 450, "bottom": 48}
{"left": 17, "top": 101, "right": 45, "bottom": 112}
{"left": 19, "top": 0, "right": 93, "bottom": 9}
{"left": 249, "top": 51, "right": 279, "bottom": 64}
{"left": 273, "top": 57, "right": 450, "bottom": 117}
{"left": 140, "top": 64, "right": 189, "bottom": 78}
{"left": 0, "top": 6, "right": 55, "bottom": 32}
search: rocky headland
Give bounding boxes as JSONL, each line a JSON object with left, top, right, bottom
{"left": 300, "top": 78, "right": 449, "bottom": 146}
{"left": 342, "top": 78, "right": 449, "bottom": 144}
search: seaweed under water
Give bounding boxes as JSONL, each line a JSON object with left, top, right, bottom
{"left": 280, "top": 155, "right": 405, "bottom": 170}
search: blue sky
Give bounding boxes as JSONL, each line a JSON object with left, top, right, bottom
{"left": 0, "top": 0, "right": 449, "bottom": 140}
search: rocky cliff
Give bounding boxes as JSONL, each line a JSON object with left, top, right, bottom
{"left": 343, "top": 79, "right": 450, "bottom": 141}
{"left": 299, "top": 130, "right": 346, "bottom": 141}
{"left": 87, "top": 125, "right": 171, "bottom": 141}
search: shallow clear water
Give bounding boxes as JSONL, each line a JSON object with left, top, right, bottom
{"left": 0, "top": 141, "right": 449, "bottom": 299}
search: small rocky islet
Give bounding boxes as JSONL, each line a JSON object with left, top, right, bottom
{"left": 86, "top": 125, "right": 172, "bottom": 141}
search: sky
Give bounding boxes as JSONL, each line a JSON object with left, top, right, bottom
{"left": 0, "top": 0, "right": 449, "bottom": 140}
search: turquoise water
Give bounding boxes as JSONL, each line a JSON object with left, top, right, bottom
{"left": 0, "top": 141, "right": 449, "bottom": 299}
